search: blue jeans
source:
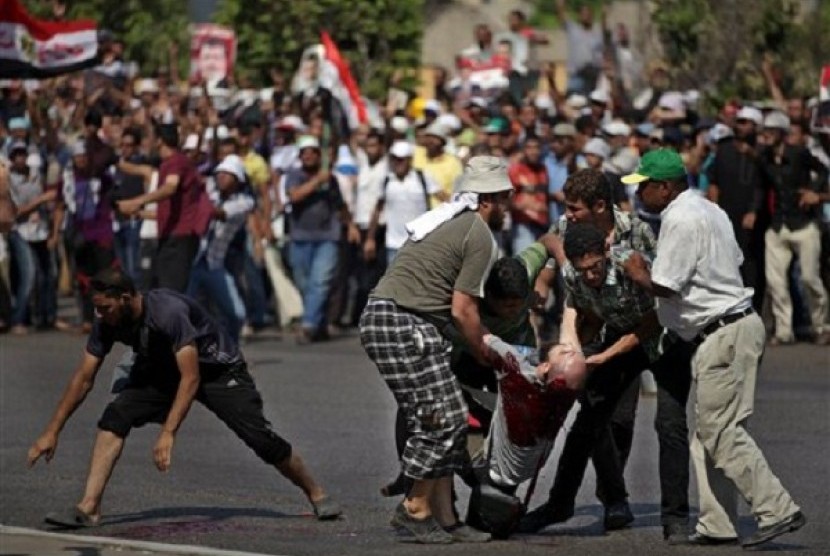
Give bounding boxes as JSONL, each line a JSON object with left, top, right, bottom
{"left": 289, "top": 240, "right": 338, "bottom": 331}
{"left": 9, "top": 231, "right": 35, "bottom": 326}
{"left": 114, "top": 219, "right": 143, "bottom": 285}
{"left": 187, "top": 259, "right": 246, "bottom": 343}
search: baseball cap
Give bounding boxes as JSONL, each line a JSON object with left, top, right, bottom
{"left": 467, "top": 96, "right": 488, "bottom": 109}
{"left": 390, "top": 116, "right": 410, "bottom": 133}
{"left": 621, "top": 148, "right": 687, "bottom": 184}
{"left": 389, "top": 141, "right": 414, "bottom": 159}
{"left": 553, "top": 123, "right": 577, "bottom": 137}
{"left": 423, "top": 121, "right": 448, "bottom": 142}
{"left": 582, "top": 138, "right": 610, "bottom": 160}
{"left": 214, "top": 154, "right": 246, "bottom": 182}
{"left": 458, "top": 156, "right": 513, "bottom": 194}
{"left": 424, "top": 99, "right": 442, "bottom": 114}
{"left": 707, "top": 123, "right": 734, "bottom": 145}
{"left": 483, "top": 118, "right": 508, "bottom": 134}
{"left": 763, "top": 111, "right": 790, "bottom": 131}
{"left": 296, "top": 135, "right": 321, "bottom": 151}
{"left": 602, "top": 121, "right": 632, "bottom": 137}
{"left": 736, "top": 106, "right": 763, "bottom": 126}
{"left": 276, "top": 115, "right": 305, "bottom": 132}
{"left": 589, "top": 89, "right": 609, "bottom": 105}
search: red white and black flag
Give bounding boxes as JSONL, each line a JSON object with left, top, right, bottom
{"left": 0, "top": 0, "right": 99, "bottom": 78}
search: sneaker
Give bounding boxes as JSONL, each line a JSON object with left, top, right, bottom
{"left": 444, "top": 522, "right": 491, "bottom": 543}
{"left": 603, "top": 501, "right": 634, "bottom": 531}
{"left": 390, "top": 503, "right": 453, "bottom": 544}
{"left": 741, "top": 511, "right": 806, "bottom": 548}
{"left": 517, "top": 501, "right": 573, "bottom": 533}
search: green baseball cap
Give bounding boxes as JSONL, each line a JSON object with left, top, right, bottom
{"left": 621, "top": 148, "right": 686, "bottom": 184}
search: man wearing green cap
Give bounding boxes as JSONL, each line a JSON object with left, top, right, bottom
{"left": 620, "top": 149, "right": 805, "bottom": 548}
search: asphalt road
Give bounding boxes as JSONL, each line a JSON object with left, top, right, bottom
{"left": 1, "top": 329, "right": 828, "bottom": 556}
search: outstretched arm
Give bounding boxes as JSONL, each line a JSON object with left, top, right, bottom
{"left": 28, "top": 351, "right": 104, "bottom": 466}
{"left": 153, "top": 343, "right": 200, "bottom": 472}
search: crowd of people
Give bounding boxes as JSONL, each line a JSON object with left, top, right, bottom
{"left": 5, "top": 0, "right": 829, "bottom": 548}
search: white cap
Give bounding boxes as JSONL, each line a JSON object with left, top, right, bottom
{"left": 583, "top": 138, "right": 610, "bottom": 160}
{"left": 26, "top": 152, "right": 42, "bottom": 169}
{"left": 736, "top": 106, "right": 763, "bottom": 126}
{"left": 424, "top": 99, "right": 442, "bottom": 114}
{"left": 437, "top": 113, "right": 462, "bottom": 132}
{"left": 567, "top": 94, "right": 588, "bottom": 110}
{"left": 259, "top": 87, "right": 275, "bottom": 102}
{"left": 70, "top": 141, "right": 86, "bottom": 157}
{"left": 134, "top": 78, "right": 159, "bottom": 95}
{"left": 182, "top": 133, "right": 199, "bottom": 151}
{"left": 763, "top": 111, "right": 790, "bottom": 131}
{"left": 707, "top": 123, "right": 734, "bottom": 144}
{"left": 589, "top": 89, "right": 610, "bottom": 105}
{"left": 658, "top": 91, "right": 686, "bottom": 114}
{"left": 215, "top": 125, "right": 230, "bottom": 140}
{"left": 458, "top": 156, "right": 513, "bottom": 194}
{"left": 602, "top": 121, "right": 632, "bottom": 137}
{"left": 214, "top": 154, "right": 246, "bottom": 182}
{"left": 534, "top": 94, "right": 555, "bottom": 113}
{"left": 296, "top": 135, "right": 321, "bottom": 151}
{"left": 467, "top": 96, "right": 488, "bottom": 109}
{"left": 390, "top": 116, "right": 410, "bottom": 133}
{"left": 423, "top": 121, "right": 447, "bottom": 142}
{"left": 389, "top": 141, "right": 414, "bottom": 159}
{"left": 276, "top": 115, "right": 305, "bottom": 132}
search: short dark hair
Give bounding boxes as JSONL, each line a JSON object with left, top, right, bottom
{"left": 156, "top": 124, "right": 179, "bottom": 148}
{"left": 574, "top": 115, "right": 595, "bottom": 134}
{"left": 563, "top": 169, "right": 613, "bottom": 208}
{"left": 91, "top": 268, "right": 136, "bottom": 298}
{"left": 510, "top": 9, "right": 526, "bottom": 21}
{"left": 485, "top": 257, "right": 529, "bottom": 300}
{"left": 219, "top": 136, "right": 238, "bottom": 151}
{"left": 84, "top": 110, "right": 102, "bottom": 129}
{"left": 122, "top": 127, "right": 142, "bottom": 146}
{"left": 563, "top": 222, "right": 606, "bottom": 261}
{"left": 366, "top": 129, "right": 384, "bottom": 143}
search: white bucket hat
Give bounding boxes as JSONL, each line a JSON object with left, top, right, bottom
{"left": 214, "top": 154, "right": 246, "bottom": 183}
{"left": 458, "top": 156, "right": 513, "bottom": 194}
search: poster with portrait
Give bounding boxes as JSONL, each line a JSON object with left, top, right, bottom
{"left": 189, "top": 24, "right": 236, "bottom": 86}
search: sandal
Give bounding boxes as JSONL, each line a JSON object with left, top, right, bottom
{"left": 310, "top": 496, "right": 342, "bottom": 521}
{"left": 44, "top": 506, "right": 99, "bottom": 529}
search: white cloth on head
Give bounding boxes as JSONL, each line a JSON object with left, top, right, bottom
{"left": 405, "top": 191, "right": 479, "bottom": 242}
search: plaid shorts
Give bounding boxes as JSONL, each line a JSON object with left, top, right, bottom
{"left": 360, "top": 298, "right": 468, "bottom": 479}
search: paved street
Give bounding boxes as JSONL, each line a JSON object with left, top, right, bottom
{"left": 1, "top": 329, "right": 828, "bottom": 556}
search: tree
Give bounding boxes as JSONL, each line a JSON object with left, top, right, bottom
{"left": 28, "top": 0, "right": 191, "bottom": 73}
{"left": 213, "top": 0, "right": 423, "bottom": 98}
{"left": 651, "top": 0, "right": 829, "bottom": 103}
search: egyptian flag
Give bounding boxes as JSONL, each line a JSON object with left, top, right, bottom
{"left": 0, "top": 0, "right": 98, "bottom": 78}
{"left": 319, "top": 31, "right": 368, "bottom": 128}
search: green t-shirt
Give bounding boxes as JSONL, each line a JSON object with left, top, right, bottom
{"left": 371, "top": 211, "right": 499, "bottom": 328}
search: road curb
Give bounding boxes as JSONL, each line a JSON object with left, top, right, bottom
{"left": 0, "top": 524, "right": 285, "bottom": 556}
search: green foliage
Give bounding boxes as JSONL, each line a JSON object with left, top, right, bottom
{"left": 25, "top": 0, "right": 191, "bottom": 74}
{"left": 214, "top": 0, "right": 424, "bottom": 98}
{"left": 651, "top": 0, "right": 829, "bottom": 100}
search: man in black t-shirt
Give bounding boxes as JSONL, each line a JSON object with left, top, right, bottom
{"left": 28, "top": 268, "right": 341, "bottom": 528}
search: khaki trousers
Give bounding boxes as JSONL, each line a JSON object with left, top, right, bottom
{"left": 765, "top": 223, "right": 829, "bottom": 341}
{"left": 263, "top": 243, "right": 303, "bottom": 328}
{"left": 690, "top": 313, "right": 799, "bottom": 538}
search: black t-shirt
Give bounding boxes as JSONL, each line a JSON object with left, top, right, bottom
{"left": 86, "top": 289, "right": 242, "bottom": 385}
{"left": 705, "top": 140, "right": 762, "bottom": 223}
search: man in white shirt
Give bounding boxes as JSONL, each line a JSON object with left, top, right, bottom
{"left": 620, "top": 149, "right": 805, "bottom": 548}
{"left": 365, "top": 141, "right": 446, "bottom": 264}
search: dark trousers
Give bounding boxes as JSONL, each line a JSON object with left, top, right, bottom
{"left": 548, "top": 340, "right": 693, "bottom": 526}
{"left": 98, "top": 363, "right": 292, "bottom": 466}
{"left": 154, "top": 235, "right": 199, "bottom": 293}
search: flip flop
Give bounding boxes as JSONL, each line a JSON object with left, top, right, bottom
{"left": 44, "top": 507, "right": 99, "bottom": 529}
{"left": 311, "top": 496, "right": 342, "bottom": 521}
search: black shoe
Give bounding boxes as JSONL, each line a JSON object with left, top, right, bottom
{"left": 684, "top": 532, "right": 739, "bottom": 546}
{"left": 663, "top": 522, "right": 689, "bottom": 545}
{"left": 603, "top": 502, "right": 634, "bottom": 531}
{"left": 390, "top": 503, "right": 453, "bottom": 544}
{"left": 517, "top": 502, "right": 573, "bottom": 533}
{"left": 741, "top": 511, "right": 806, "bottom": 548}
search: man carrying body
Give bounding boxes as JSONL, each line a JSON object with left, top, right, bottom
{"left": 524, "top": 170, "right": 692, "bottom": 542}
{"left": 360, "top": 156, "right": 511, "bottom": 544}
{"left": 620, "top": 148, "right": 805, "bottom": 547}
{"left": 28, "top": 268, "right": 341, "bottom": 527}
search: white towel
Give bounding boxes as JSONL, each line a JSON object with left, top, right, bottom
{"left": 405, "top": 191, "right": 479, "bottom": 242}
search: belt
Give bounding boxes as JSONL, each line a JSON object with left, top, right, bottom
{"left": 694, "top": 307, "right": 754, "bottom": 345}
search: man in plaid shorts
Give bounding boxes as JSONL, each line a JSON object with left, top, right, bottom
{"left": 360, "top": 156, "right": 512, "bottom": 544}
